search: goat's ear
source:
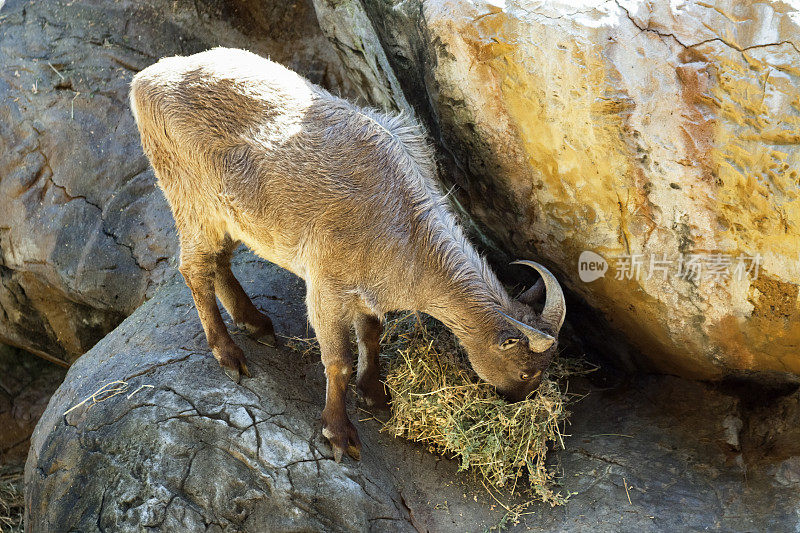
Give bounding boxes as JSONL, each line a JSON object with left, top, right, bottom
{"left": 499, "top": 336, "right": 521, "bottom": 350}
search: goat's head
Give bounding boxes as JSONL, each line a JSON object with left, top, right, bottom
{"left": 463, "top": 260, "right": 566, "bottom": 403}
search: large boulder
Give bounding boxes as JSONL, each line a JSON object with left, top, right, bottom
{"left": 23, "top": 253, "right": 484, "bottom": 532}
{"left": 0, "top": 0, "right": 352, "bottom": 364}
{"left": 26, "top": 250, "right": 800, "bottom": 532}
{"left": 311, "top": 0, "right": 800, "bottom": 381}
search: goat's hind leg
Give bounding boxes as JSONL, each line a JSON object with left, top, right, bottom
{"left": 215, "top": 239, "right": 277, "bottom": 346}
{"left": 179, "top": 238, "right": 250, "bottom": 382}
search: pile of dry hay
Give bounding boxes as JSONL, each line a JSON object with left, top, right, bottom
{"left": 379, "top": 314, "right": 572, "bottom": 506}
{"left": 288, "top": 312, "right": 576, "bottom": 507}
{"left": 0, "top": 468, "right": 23, "bottom": 533}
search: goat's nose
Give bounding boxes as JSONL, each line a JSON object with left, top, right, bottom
{"left": 498, "top": 388, "right": 526, "bottom": 404}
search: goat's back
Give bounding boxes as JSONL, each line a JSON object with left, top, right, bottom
{"left": 131, "top": 48, "right": 446, "bottom": 290}
{"left": 130, "top": 47, "right": 316, "bottom": 185}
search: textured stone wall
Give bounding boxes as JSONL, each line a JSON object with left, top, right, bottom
{"left": 313, "top": 0, "right": 800, "bottom": 381}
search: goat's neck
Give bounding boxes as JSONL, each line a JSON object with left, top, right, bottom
{"left": 417, "top": 258, "right": 508, "bottom": 342}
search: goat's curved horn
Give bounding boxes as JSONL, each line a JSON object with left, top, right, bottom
{"left": 512, "top": 260, "right": 566, "bottom": 332}
{"left": 499, "top": 311, "right": 555, "bottom": 352}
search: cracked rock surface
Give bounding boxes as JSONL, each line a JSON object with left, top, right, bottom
{"left": 26, "top": 252, "right": 800, "bottom": 532}
{"left": 312, "top": 0, "right": 800, "bottom": 382}
{"left": 25, "top": 254, "right": 416, "bottom": 532}
{"left": 0, "top": 0, "right": 352, "bottom": 364}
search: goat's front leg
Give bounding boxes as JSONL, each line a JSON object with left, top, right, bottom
{"left": 308, "top": 289, "right": 361, "bottom": 462}
{"left": 180, "top": 248, "right": 250, "bottom": 382}
{"left": 354, "top": 313, "right": 389, "bottom": 409}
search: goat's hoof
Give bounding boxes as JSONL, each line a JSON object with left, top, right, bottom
{"left": 327, "top": 440, "right": 361, "bottom": 463}
{"left": 216, "top": 345, "right": 251, "bottom": 382}
{"left": 223, "top": 366, "right": 241, "bottom": 383}
{"left": 359, "top": 383, "right": 391, "bottom": 411}
{"left": 253, "top": 331, "right": 277, "bottom": 348}
{"left": 239, "top": 322, "right": 277, "bottom": 347}
{"left": 222, "top": 362, "right": 251, "bottom": 382}
{"left": 322, "top": 421, "right": 362, "bottom": 462}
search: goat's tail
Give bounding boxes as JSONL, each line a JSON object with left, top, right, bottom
{"left": 129, "top": 68, "right": 168, "bottom": 149}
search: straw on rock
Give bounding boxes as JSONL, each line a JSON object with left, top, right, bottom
{"left": 380, "top": 313, "right": 571, "bottom": 506}
{"left": 0, "top": 468, "right": 23, "bottom": 533}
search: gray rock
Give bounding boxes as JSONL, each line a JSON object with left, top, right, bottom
{"left": 25, "top": 253, "right": 414, "bottom": 532}
{"left": 550, "top": 378, "right": 800, "bottom": 532}
{"left": 25, "top": 251, "right": 800, "bottom": 532}
{"left": 0, "top": 0, "right": 353, "bottom": 364}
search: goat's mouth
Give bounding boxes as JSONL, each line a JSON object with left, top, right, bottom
{"left": 498, "top": 380, "right": 543, "bottom": 403}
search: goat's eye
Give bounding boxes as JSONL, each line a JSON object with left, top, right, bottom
{"left": 520, "top": 372, "right": 530, "bottom": 381}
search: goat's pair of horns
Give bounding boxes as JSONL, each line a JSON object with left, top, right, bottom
{"left": 499, "top": 260, "right": 566, "bottom": 353}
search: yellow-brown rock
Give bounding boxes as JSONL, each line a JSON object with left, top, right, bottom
{"left": 314, "top": 0, "right": 800, "bottom": 380}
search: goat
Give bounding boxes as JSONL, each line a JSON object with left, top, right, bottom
{"left": 129, "top": 48, "right": 566, "bottom": 462}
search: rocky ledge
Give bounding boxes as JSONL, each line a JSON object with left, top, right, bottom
{"left": 25, "top": 252, "right": 800, "bottom": 532}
